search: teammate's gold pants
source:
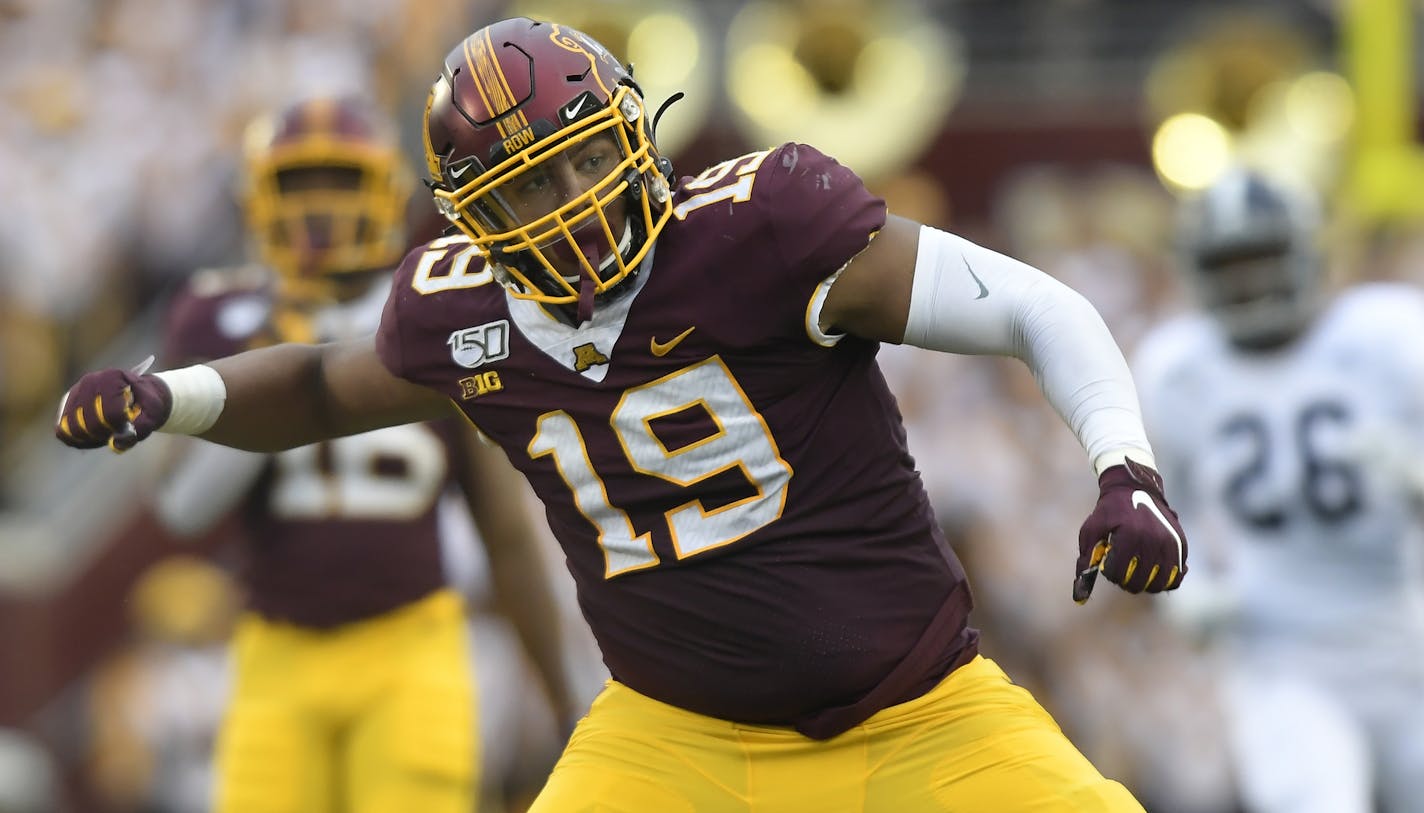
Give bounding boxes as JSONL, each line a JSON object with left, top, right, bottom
{"left": 213, "top": 588, "right": 476, "bottom": 813}
{"left": 531, "top": 655, "right": 1141, "bottom": 812}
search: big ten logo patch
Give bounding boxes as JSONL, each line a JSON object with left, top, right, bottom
{"left": 448, "top": 320, "right": 510, "bottom": 368}
{"left": 458, "top": 371, "right": 503, "bottom": 400}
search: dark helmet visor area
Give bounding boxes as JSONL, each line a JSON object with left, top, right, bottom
{"left": 454, "top": 111, "right": 630, "bottom": 231}
{"left": 275, "top": 165, "right": 364, "bottom": 194}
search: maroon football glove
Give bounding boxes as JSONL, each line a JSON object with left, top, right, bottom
{"left": 1073, "top": 457, "right": 1188, "bottom": 603}
{"left": 55, "top": 362, "right": 172, "bottom": 453}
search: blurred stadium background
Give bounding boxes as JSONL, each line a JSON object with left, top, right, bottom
{"left": 1, "top": 0, "right": 1420, "bottom": 810}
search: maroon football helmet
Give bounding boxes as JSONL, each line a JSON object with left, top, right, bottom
{"left": 423, "top": 17, "right": 675, "bottom": 318}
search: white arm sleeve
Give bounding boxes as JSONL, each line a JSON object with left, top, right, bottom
{"left": 902, "top": 225, "right": 1154, "bottom": 475}
{"left": 154, "top": 441, "right": 268, "bottom": 538}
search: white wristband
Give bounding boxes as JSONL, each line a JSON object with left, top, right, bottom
{"left": 154, "top": 364, "right": 227, "bottom": 435}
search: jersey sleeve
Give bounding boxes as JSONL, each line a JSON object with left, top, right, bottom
{"left": 376, "top": 235, "right": 517, "bottom": 398}
{"left": 375, "top": 243, "right": 434, "bottom": 384}
{"left": 754, "top": 143, "right": 887, "bottom": 289}
{"left": 162, "top": 279, "right": 269, "bottom": 365}
{"left": 693, "top": 143, "right": 885, "bottom": 345}
{"left": 374, "top": 272, "right": 410, "bottom": 381}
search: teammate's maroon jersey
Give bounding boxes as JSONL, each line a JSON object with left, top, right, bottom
{"left": 165, "top": 269, "right": 452, "bottom": 628}
{"left": 378, "top": 144, "right": 978, "bottom": 738}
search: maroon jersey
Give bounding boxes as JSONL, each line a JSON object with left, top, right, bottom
{"left": 165, "top": 268, "right": 453, "bottom": 628}
{"left": 378, "top": 144, "right": 978, "bottom": 737}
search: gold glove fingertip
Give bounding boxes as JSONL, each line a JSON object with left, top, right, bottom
{"left": 93, "top": 395, "right": 113, "bottom": 430}
{"left": 1122, "top": 556, "right": 1139, "bottom": 586}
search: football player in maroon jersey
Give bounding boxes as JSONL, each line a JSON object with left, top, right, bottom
{"left": 142, "top": 95, "right": 578, "bottom": 813}
{"left": 59, "top": 19, "right": 1186, "bottom": 811}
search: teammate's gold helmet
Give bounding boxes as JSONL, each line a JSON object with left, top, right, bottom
{"left": 242, "top": 96, "right": 413, "bottom": 302}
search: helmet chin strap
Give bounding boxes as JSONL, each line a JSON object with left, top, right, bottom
{"left": 575, "top": 220, "right": 636, "bottom": 323}
{"left": 577, "top": 241, "right": 604, "bottom": 323}
{"left": 577, "top": 274, "right": 597, "bottom": 323}
{"left": 511, "top": 220, "right": 635, "bottom": 325}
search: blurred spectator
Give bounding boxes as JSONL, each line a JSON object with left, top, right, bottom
{"left": 83, "top": 555, "right": 238, "bottom": 813}
{"left": 0, "top": 0, "right": 496, "bottom": 424}
{"left": 0, "top": 727, "right": 58, "bottom": 813}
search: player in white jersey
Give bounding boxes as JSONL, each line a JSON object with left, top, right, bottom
{"left": 1133, "top": 168, "right": 1424, "bottom": 813}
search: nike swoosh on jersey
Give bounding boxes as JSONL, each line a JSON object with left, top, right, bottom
{"left": 1132, "top": 490, "right": 1183, "bottom": 569}
{"left": 650, "top": 327, "right": 695, "bottom": 357}
{"left": 963, "top": 256, "right": 988, "bottom": 300}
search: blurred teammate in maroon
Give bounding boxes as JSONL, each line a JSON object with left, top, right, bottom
{"left": 147, "top": 95, "right": 575, "bottom": 813}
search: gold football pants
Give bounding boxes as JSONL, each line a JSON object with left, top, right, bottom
{"left": 213, "top": 588, "right": 476, "bottom": 813}
{"left": 530, "top": 655, "right": 1141, "bottom": 812}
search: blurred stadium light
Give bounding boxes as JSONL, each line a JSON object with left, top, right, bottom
{"left": 724, "top": 0, "right": 964, "bottom": 185}
{"left": 508, "top": 0, "right": 717, "bottom": 158}
{"left": 1144, "top": 7, "right": 1350, "bottom": 194}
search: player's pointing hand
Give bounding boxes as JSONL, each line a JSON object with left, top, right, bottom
{"left": 55, "top": 358, "right": 172, "bottom": 453}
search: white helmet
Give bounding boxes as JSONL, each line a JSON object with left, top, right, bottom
{"left": 1175, "top": 168, "right": 1323, "bottom": 349}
